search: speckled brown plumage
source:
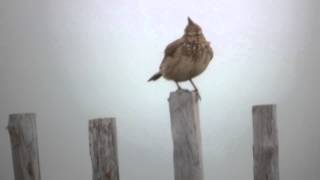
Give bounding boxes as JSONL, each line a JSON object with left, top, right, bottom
{"left": 148, "top": 17, "right": 214, "bottom": 98}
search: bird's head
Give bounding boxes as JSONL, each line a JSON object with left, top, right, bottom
{"left": 184, "top": 17, "right": 205, "bottom": 44}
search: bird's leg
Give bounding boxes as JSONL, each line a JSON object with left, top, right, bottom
{"left": 189, "top": 79, "right": 201, "bottom": 100}
{"left": 175, "top": 81, "right": 182, "bottom": 90}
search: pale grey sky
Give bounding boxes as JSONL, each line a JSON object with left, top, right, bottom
{"left": 1, "top": 0, "right": 320, "bottom": 180}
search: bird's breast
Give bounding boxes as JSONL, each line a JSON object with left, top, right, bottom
{"left": 162, "top": 43, "right": 212, "bottom": 82}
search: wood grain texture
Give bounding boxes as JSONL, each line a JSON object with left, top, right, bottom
{"left": 89, "top": 118, "right": 119, "bottom": 180}
{"left": 168, "top": 90, "right": 203, "bottom": 180}
{"left": 252, "top": 105, "right": 279, "bottom": 180}
{"left": 7, "top": 113, "right": 41, "bottom": 180}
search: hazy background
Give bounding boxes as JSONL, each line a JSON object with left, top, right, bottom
{"left": 1, "top": 0, "right": 320, "bottom": 179}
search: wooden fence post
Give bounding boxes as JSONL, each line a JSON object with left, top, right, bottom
{"left": 168, "top": 90, "right": 203, "bottom": 180}
{"left": 7, "top": 113, "right": 41, "bottom": 180}
{"left": 89, "top": 118, "right": 119, "bottom": 180}
{"left": 252, "top": 105, "right": 279, "bottom": 180}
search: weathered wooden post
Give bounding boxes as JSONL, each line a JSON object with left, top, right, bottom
{"left": 168, "top": 90, "right": 203, "bottom": 180}
{"left": 7, "top": 113, "right": 41, "bottom": 180}
{"left": 252, "top": 105, "right": 279, "bottom": 180}
{"left": 89, "top": 118, "right": 119, "bottom": 180}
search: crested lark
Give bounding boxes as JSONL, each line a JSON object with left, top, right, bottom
{"left": 148, "top": 17, "right": 214, "bottom": 99}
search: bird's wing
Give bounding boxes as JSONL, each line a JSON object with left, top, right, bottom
{"left": 159, "top": 38, "right": 184, "bottom": 73}
{"left": 163, "top": 38, "right": 184, "bottom": 58}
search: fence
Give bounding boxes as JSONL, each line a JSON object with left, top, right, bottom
{"left": 5, "top": 90, "right": 279, "bottom": 180}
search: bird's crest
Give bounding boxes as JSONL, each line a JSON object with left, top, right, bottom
{"left": 185, "top": 17, "right": 202, "bottom": 33}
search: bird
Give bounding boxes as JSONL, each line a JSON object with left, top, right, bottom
{"left": 148, "top": 17, "right": 214, "bottom": 99}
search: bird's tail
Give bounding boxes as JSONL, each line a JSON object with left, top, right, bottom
{"left": 148, "top": 72, "right": 162, "bottom": 81}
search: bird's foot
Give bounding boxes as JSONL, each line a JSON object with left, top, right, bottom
{"left": 176, "top": 84, "right": 188, "bottom": 92}
{"left": 193, "top": 89, "right": 201, "bottom": 101}
{"left": 176, "top": 88, "right": 189, "bottom": 93}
